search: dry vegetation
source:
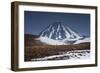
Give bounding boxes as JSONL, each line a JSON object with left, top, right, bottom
{"left": 24, "top": 43, "right": 90, "bottom": 61}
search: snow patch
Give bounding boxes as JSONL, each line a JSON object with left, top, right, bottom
{"left": 74, "top": 37, "right": 90, "bottom": 44}
{"left": 36, "top": 36, "right": 67, "bottom": 45}
{"left": 31, "top": 50, "right": 90, "bottom": 61}
{"left": 36, "top": 37, "right": 90, "bottom": 45}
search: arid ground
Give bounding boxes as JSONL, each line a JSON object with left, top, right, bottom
{"left": 24, "top": 34, "right": 90, "bottom": 61}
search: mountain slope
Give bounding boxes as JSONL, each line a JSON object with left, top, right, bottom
{"left": 37, "top": 22, "right": 89, "bottom": 45}
{"left": 39, "top": 22, "right": 83, "bottom": 40}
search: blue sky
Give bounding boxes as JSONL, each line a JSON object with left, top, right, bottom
{"left": 24, "top": 11, "right": 90, "bottom": 37}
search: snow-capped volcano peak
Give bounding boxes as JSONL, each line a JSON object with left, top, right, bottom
{"left": 35, "top": 22, "right": 90, "bottom": 45}
{"left": 39, "top": 22, "right": 82, "bottom": 40}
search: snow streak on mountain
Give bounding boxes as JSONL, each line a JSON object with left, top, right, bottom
{"left": 36, "top": 22, "right": 90, "bottom": 45}
{"left": 39, "top": 22, "right": 82, "bottom": 40}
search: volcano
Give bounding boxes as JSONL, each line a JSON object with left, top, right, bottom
{"left": 36, "top": 22, "right": 90, "bottom": 45}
